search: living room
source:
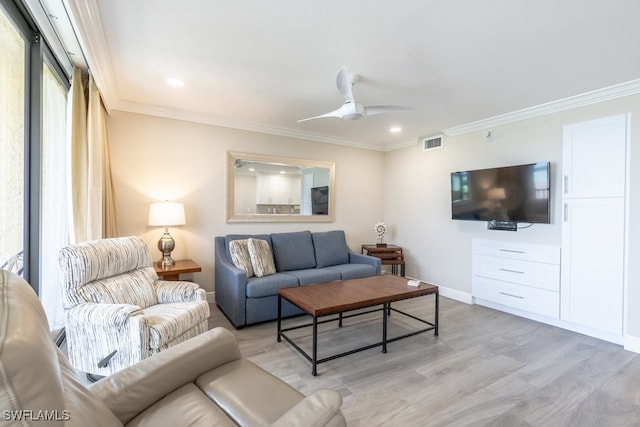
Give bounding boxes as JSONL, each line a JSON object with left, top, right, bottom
{"left": 3, "top": 1, "right": 640, "bottom": 425}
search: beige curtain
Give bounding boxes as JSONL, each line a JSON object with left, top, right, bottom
{"left": 68, "top": 67, "right": 118, "bottom": 242}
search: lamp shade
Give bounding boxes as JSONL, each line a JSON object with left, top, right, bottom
{"left": 148, "top": 202, "right": 186, "bottom": 227}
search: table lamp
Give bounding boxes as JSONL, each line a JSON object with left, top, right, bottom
{"left": 148, "top": 201, "right": 186, "bottom": 268}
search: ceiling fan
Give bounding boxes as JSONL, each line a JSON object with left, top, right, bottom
{"left": 298, "top": 67, "right": 411, "bottom": 122}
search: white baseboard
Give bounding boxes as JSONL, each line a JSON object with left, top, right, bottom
{"left": 206, "top": 291, "right": 215, "bottom": 304}
{"left": 405, "top": 276, "right": 473, "bottom": 305}
{"left": 624, "top": 335, "right": 640, "bottom": 354}
{"left": 438, "top": 286, "right": 473, "bottom": 304}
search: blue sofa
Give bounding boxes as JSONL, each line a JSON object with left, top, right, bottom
{"left": 215, "top": 230, "right": 381, "bottom": 328}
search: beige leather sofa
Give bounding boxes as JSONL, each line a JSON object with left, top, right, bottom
{"left": 0, "top": 271, "right": 346, "bottom": 426}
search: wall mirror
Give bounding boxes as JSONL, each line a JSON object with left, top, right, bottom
{"left": 226, "top": 151, "right": 335, "bottom": 222}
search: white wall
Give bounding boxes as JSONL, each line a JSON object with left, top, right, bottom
{"left": 384, "top": 93, "right": 640, "bottom": 340}
{"left": 107, "top": 111, "right": 386, "bottom": 293}
{"left": 107, "top": 94, "right": 640, "bottom": 342}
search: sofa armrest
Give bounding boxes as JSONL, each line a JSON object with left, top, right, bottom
{"left": 348, "top": 251, "right": 382, "bottom": 275}
{"left": 215, "top": 237, "right": 248, "bottom": 328}
{"left": 154, "top": 279, "right": 206, "bottom": 303}
{"left": 271, "top": 389, "right": 345, "bottom": 427}
{"left": 89, "top": 327, "right": 242, "bottom": 425}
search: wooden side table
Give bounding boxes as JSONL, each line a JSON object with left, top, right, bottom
{"left": 361, "top": 244, "right": 405, "bottom": 277}
{"left": 154, "top": 259, "right": 201, "bottom": 281}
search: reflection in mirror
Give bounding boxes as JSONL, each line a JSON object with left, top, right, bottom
{"left": 226, "top": 151, "right": 335, "bottom": 222}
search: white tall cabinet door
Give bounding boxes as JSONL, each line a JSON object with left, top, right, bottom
{"left": 560, "top": 198, "right": 625, "bottom": 334}
{"left": 562, "top": 114, "right": 627, "bottom": 198}
{"left": 561, "top": 113, "right": 627, "bottom": 337}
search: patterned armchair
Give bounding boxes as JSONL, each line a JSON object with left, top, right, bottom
{"left": 59, "top": 236, "right": 210, "bottom": 376}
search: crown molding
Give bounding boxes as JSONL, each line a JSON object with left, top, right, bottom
{"left": 442, "top": 79, "right": 640, "bottom": 137}
{"left": 64, "top": 0, "right": 117, "bottom": 113}
{"left": 383, "top": 137, "right": 419, "bottom": 152}
{"left": 114, "top": 100, "right": 388, "bottom": 151}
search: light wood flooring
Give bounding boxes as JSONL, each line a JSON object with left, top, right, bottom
{"left": 209, "top": 296, "right": 640, "bottom": 426}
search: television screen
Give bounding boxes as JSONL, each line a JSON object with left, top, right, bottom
{"left": 451, "top": 162, "right": 550, "bottom": 224}
{"left": 311, "top": 186, "right": 329, "bottom": 215}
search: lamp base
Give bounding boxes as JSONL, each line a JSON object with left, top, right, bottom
{"left": 158, "top": 230, "right": 176, "bottom": 268}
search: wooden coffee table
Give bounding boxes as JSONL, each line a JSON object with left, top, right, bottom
{"left": 277, "top": 275, "right": 438, "bottom": 375}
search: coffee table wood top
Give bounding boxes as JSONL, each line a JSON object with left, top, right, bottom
{"left": 278, "top": 275, "right": 438, "bottom": 317}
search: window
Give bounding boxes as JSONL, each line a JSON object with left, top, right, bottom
{"left": 0, "top": 5, "right": 25, "bottom": 275}
{"left": 1, "top": 1, "right": 70, "bottom": 332}
{"left": 40, "top": 58, "right": 69, "bottom": 330}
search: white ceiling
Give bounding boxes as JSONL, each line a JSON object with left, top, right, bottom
{"left": 58, "top": 0, "right": 640, "bottom": 151}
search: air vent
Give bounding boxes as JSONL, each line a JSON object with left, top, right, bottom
{"left": 422, "top": 135, "right": 443, "bottom": 151}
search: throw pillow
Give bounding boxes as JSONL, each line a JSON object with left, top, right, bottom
{"left": 247, "top": 238, "right": 276, "bottom": 277}
{"left": 229, "top": 239, "right": 254, "bottom": 277}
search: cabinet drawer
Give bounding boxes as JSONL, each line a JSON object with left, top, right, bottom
{"left": 474, "top": 255, "right": 560, "bottom": 292}
{"left": 474, "top": 240, "right": 560, "bottom": 264}
{"left": 473, "top": 277, "right": 559, "bottom": 319}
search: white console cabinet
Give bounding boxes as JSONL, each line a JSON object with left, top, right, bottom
{"left": 472, "top": 239, "right": 560, "bottom": 319}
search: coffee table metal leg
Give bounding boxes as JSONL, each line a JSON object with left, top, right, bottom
{"left": 277, "top": 295, "right": 282, "bottom": 342}
{"left": 382, "top": 302, "right": 388, "bottom": 353}
{"left": 312, "top": 316, "right": 318, "bottom": 376}
{"left": 435, "top": 290, "right": 439, "bottom": 336}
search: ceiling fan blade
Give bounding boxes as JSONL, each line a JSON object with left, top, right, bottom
{"left": 363, "top": 105, "right": 413, "bottom": 116}
{"left": 336, "top": 67, "right": 354, "bottom": 103}
{"left": 297, "top": 108, "right": 343, "bottom": 123}
{"left": 298, "top": 102, "right": 357, "bottom": 122}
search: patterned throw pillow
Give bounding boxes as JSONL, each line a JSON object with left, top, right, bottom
{"left": 247, "top": 238, "right": 276, "bottom": 277}
{"left": 229, "top": 239, "right": 254, "bottom": 277}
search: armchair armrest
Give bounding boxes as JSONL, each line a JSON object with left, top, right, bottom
{"left": 348, "top": 251, "right": 382, "bottom": 274}
{"left": 271, "top": 389, "right": 345, "bottom": 427}
{"left": 89, "top": 327, "right": 241, "bottom": 425}
{"left": 65, "top": 303, "right": 148, "bottom": 374}
{"left": 154, "top": 279, "right": 206, "bottom": 303}
{"left": 67, "top": 302, "right": 141, "bottom": 327}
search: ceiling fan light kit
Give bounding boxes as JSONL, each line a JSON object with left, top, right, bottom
{"left": 298, "top": 66, "right": 411, "bottom": 123}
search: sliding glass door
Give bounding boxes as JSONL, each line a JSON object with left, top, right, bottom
{"left": 0, "top": 7, "right": 26, "bottom": 275}
{"left": 1, "top": 1, "right": 70, "bottom": 332}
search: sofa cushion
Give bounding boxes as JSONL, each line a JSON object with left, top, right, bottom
{"left": 127, "top": 383, "right": 235, "bottom": 427}
{"left": 284, "top": 268, "right": 341, "bottom": 286}
{"left": 197, "top": 359, "right": 304, "bottom": 427}
{"left": 270, "top": 231, "right": 316, "bottom": 272}
{"left": 248, "top": 238, "right": 276, "bottom": 277}
{"left": 324, "top": 263, "right": 379, "bottom": 280}
{"left": 76, "top": 267, "right": 158, "bottom": 309}
{"left": 228, "top": 239, "right": 254, "bottom": 277}
{"left": 245, "top": 273, "right": 299, "bottom": 298}
{"left": 143, "top": 301, "right": 211, "bottom": 350}
{"left": 312, "top": 230, "right": 350, "bottom": 268}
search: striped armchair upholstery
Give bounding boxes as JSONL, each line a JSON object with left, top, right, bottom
{"left": 59, "top": 236, "right": 210, "bottom": 376}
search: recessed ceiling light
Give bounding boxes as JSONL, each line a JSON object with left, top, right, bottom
{"left": 389, "top": 126, "right": 402, "bottom": 133}
{"left": 166, "top": 78, "right": 185, "bottom": 88}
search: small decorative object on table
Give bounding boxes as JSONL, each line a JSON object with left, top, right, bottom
{"left": 374, "top": 221, "right": 388, "bottom": 247}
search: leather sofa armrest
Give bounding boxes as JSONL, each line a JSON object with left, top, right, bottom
{"left": 271, "top": 389, "right": 345, "bottom": 427}
{"left": 154, "top": 279, "right": 206, "bottom": 303}
{"left": 89, "top": 327, "right": 242, "bottom": 425}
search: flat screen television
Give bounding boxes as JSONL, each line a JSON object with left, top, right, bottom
{"left": 450, "top": 162, "right": 551, "bottom": 224}
{"left": 311, "top": 186, "right": 329, "bottom": 215}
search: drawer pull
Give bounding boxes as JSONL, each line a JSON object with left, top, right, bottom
{"left": 499, "top": 291, "right": 524, "bottom": 299}
{"left": 499, "top": 268, "right": 525, "bottom": 274}
{"left": 499, "top": 249, "right": 525, "bottom": 254}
